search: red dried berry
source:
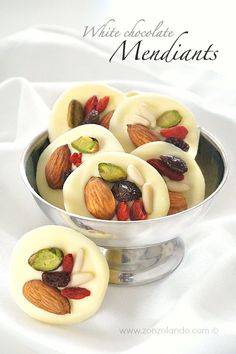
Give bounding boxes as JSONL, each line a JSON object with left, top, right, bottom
{"left": 70, "top": 153, "right": 82, "bottom": 167}
{"left": 61, "top": 287, "right": 91, "bottom": 300}
{"left": 116, "top": 202, "right": 129, "bottom": 221}
{"left": 62, "top": 253, "right": 74, "bottom": 273}
{"left": 160, "top": 126, "right": 188, "bottom": 140}
{"left": 129, "top": 200, "right": 147, "bottom": 221}
{"left": 84, "top": 95, "right": 98, "bottom": 114}
{"left": 147, "top": 159, "right": 184, "bottom": 181}
{"left": 96, "top": 96, "right": 109, "bottom": 113}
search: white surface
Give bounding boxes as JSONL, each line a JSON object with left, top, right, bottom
{"left": 0, "top": 23, "right": 236, "bottom": 354}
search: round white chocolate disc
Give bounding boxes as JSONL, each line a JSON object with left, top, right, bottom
{"left": 63, "top": 152, "right": 170, "bottom": 220}
{"left": 10, "top": 225, "right": 109, "bottom": 325}
{"left": 48, "top": 83, "right": 126, "bottom": 141}
{"left": 36, "top": 124, "right": 124, "bottom": 209}
{"left": 109, "top": 94, "right": 200, "bottom": 157}
{"left": 132, "top": 142, "right": 205, "bottom": 208}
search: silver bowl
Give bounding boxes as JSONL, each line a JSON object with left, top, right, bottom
{"left": 21, "top": 128, "right": 228, "bottom": 286}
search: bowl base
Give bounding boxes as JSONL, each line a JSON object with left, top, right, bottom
{"left": 100, "top": 237, "right": 184, "bottom": 286}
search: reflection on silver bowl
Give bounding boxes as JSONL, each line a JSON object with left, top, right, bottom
{"left": 21, "top": 128, "right": 228, "bottom": 285}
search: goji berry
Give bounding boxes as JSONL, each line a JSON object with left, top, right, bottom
{"left": 84, "top": 95, "right": 98, "bottom": 114}
{"left": 61, "top": 287, "right": 91, "bottom": 300}
{"left": 96, "top": 96, "right": 109, "bottom": 113}
{"left": 116, "top": 201, "right": 129, "bottom": 221}
{"left": 62, "top": 253, "right": 74, "bottom": 273}
{"left": 160, "top": 126, "right": 188, "bottom": 139}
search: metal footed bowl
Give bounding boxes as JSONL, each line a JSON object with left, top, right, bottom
{"left": 21, "top": 127, "right": 228, "bottom": 286}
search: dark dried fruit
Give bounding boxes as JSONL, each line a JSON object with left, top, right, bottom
{"left": 165, "top": 137, "right": 190, "bottom": 152}
{"left": 160, "top": 155, "right": 188, "bottom": 174}
{"left": 111, "top": 180, "right": 142, "bottom": 202}
{"left": 63, "top": 169, "right": 72, "bottom": 183}
{"left": 61, "top": 287, "right": 91, "bottom": 299}
{"left": 83, "top": 109, "right": 100, "bottom": 124}
{"left": 147, "top": 159, "right": 184, "bottom": 181}
{"left": 42, "top": 271, "right": 70, "bottom": 288}
{"left": 129, "top": 200, "right": 147, "bottom": 221}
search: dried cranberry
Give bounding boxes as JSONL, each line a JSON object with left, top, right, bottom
{"left": 129, "top": 200, "right": 147, "bottom": 221}
{"left": 165, "top": 137, "right": 190, "bottom": 152}
{"left": 83, "top": 109, "right": 100, "bottom": 124}
{"left": 147, "top": 159, "right": 184, "bottom": 181}
{"left": 111, "top": 181, "right": 142, "bottom": 202}
{"left": 160, "top": 155, "right": 188, "bottom": 174}
{"left": 42, "top": 271, "right": 70, "bottom": 288}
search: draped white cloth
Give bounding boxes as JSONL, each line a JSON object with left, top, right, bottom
{"left": 0, "top": 26, "right": 236, "bottom": 354}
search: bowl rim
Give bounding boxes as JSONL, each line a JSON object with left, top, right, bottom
{"left": 20, "top": 127, "right": 229, "bottom": 224}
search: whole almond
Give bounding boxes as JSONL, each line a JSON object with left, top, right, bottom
{"left": 168, "top": 192, "right": 187, "bottom": 215}
{"left": 23, "top": 280, "right": 70, "bottom": 315}
{"left": 127, "top": 124, "right": 158, "bottom": 147}
{"left": 84, "top": 177, "right": 115, "bottom": 220}
{"left": 100, "top": 110, "right": 114, "bottom": 129}
{"left": 45, "top": 145, "right": 71, "bottom": 189}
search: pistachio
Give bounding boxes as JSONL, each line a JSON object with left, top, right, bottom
{"left": 71, "top": 136, "right": 99, "bottom": 153}
{"left": 67, "top": 99, "right": 84, "bottom": 128}
{"left": 157, "top": 110, "right": 182, "bottom": 128}
{"left": 28, "top": 248, "right": 63, "bottom": 271}
{"left": 98, "top": 163, "right": 127, "bottom": 182}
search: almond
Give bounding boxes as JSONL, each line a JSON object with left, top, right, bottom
{"left": 84, "top": 177, "right": 115, "bottom": 220}
{"left": 127, "top": 124, "right": 158, "bottom": 147}
{"left": 168, "top": 192, "right": 187, "bottom": 215}
{"left": 45, "top": 145, "right": 71, "bottom": 189}
{"left": 100, "top": 110, "right": 114, "bottom": 129}
{"left": 23, "top": 280, "right": 70, "bottom": 315}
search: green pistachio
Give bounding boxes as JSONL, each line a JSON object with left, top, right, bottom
{"left": 28, "top": 248, "right": 63, "bottom": 271}
{"left": 67, "top": 99, "right": 84, "bottom": 128}
{"left": 71, "top": 136, "right": 99, "bottom": 153}
{"left": 157, "top": 110, "right": 182, "bottom": 128}
{"left": 98, "top": 163, "right": 127, "bottom": 182}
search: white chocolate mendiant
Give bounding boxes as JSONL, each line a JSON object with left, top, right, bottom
{"left": 132, "top": 142, "right": 205, "bottom": 208}
{"left": 10, "top": 225, "right": 109, "bottom": 325}
{"left": 36, "top": 124, "right": 124, "bottom": 209}
{"left": 48, "top": 83, "right": 126, "bottom": 142}
{"left": 109, "top": 94, "right": 200, "bottom": 157}
{"left": 63, "top": 152, "right": 170, "bottom": 220}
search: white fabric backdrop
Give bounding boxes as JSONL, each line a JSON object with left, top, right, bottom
{"left": 0, "top": 26, "right": 236, "bottom": 354}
